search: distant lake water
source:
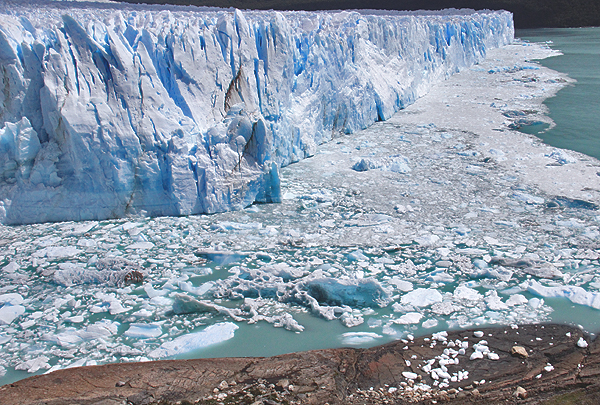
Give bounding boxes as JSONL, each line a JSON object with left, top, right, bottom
{"left": 517, "top": 27, "right": 600, "bottom": 160}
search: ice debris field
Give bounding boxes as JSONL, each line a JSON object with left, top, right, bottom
{"left": 1, "top": 0, "right": 600, "bottom": 388}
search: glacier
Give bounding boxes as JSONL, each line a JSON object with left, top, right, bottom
{"left": 0, "top": 0, "right": 513, "bottom": 224}
{"left": 1, "top": 33, "right": 599, "bottom": 386}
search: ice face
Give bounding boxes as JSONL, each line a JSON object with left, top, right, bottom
{"left": 0, "top": 0, "right": 513, "bottom": 224}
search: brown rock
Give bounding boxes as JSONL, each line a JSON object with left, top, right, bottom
{"left": 1, "top": 324, "right": 598, "bottom": 405}
{"left": 511, "top": 345, "right": 529, "bottom": 358}
{"left": 514, "top": 386, "right": 528, "bottom": 399}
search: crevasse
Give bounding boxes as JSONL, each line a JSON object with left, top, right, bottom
{"left": 0, "top": 1, "right": 514, "bottom": 224}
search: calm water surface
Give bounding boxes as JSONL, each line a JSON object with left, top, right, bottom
{"left": 517, "top": 27, "right": 600, "bottom": 160}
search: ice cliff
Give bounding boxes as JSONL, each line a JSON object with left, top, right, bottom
{"left": 0, "top": 0, "right": 513, "bottom": 224}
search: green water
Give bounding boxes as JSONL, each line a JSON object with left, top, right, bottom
{"left": 517, "top": 27, "right": 600, "bottom": 160}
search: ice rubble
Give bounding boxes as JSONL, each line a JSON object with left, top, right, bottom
{"left": 0, "top": 0, "right": 513, "bottom": 224}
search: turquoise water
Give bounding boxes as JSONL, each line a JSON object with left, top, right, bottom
{"left": 517, "top": 27, "right": 600, "bottom": 160}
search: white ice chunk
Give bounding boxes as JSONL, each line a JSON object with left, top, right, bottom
{"left": 470, "top": 351, "right": 484, "bottom": 360}
{"left": 393, "top": 312, "right": 423, "bottom": 324}
{"left": 431, "top": 301, "right": 459, "bottom": 315}
{"left": 126, "top": 242, "right": 154, "bottom": 250}
{"left": 401, "top": 289, "right": 443, "bottom": 307}
{"left": 487, "top": 352, "right": 500, "bottom": 360}
{"left": 148, "top": 322, "right": 238, "bottom": 358}
{"left": 65, "top": 315, "right": 84, "bottom": 323}
{"left": 422, "top": 319, "right": 439, "bottom": 328}
{"left": 414, "top": 234, "right": 440, "bottom": 247}
{"left": 485, "top": 291, "right": 509, "bottom": 310}
{"left": 124, "top": 323, "right": 163, "bottom": 339}
{"left": 2, "top": 262, "right": 19, "bottom": 273}
{"left": 528, "top": 298, "right": 544, "bottom": 309}
{"left": 387, "top": 277, "right": 414, "bottom": 292}
{"left": 0, "top": 293, "right": 24, "bottom": 306}
{"left": 144, "top": 284, "right": 168, "bottom": 299}
{"left": 432, "top": 331, "right": 448, "bottom": 341}
{"left": 347, "top": 250, "right": 369, "bottom": 262}
{"left": 454, "top": 286, "right": 483, "bottom": 301}
{"left": 402, "top": 371, "right": 419, "bottom": 380}
{"left": 341, "top": 332, "right": 382, "bottom": 345}
{"left": 506, "top": 294, "right": 528, "bottom": 306}
{"left": 527, "top": 280, "right": 600, "bottom": 310}
{"left": 79, "top": 320, "right": 120, "bottom": 340}
{"left": 179, "top": 281, "right": 215, "bottom": 296}
{"left": 33, "top": 247, "right": 82, "bottom": 258}
{"left": 15, "top": 356, "right": 50, "bottom": 373}
{"left": 577, "top": 338, "right": 589, "bottom": 348}
{"left": 0, "top": 304, "right": 25, "bottom": 325}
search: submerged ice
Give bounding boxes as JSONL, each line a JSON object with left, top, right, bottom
{"left": 0, "top": 0, "right": 512, "bottom": 224}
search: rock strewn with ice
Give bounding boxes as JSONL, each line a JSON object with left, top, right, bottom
{"left": 0, "top": 1, "right": 513, "bottom": 224}
{"left": 1, "top": 324, "right": 595, "bottom": 405}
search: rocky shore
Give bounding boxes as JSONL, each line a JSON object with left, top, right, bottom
{"left": 2, "top": 324, "right": 599, "bottom": 404}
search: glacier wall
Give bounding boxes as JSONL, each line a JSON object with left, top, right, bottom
{"left": 0, "top": 1, "right": 513, "bottom": 224}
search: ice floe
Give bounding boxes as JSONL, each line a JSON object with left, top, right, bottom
{"left": 148, "top": 322, "right": 238, "bottom": 358}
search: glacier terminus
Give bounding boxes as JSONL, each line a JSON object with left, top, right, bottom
{"left": 0, "top": 0, "right": 513, "bottom": 224}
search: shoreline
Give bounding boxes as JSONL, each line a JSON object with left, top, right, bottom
{"left": 389, "top": 39, "right": 599, "bottom": 206}
{"left": 1, "top": 323, "right": 598, "bottom": 404}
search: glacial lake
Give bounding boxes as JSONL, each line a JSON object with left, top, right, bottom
{"left": 517, "top": 27, "right": 600, "bottom": 160}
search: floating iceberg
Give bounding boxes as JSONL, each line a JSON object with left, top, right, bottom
{"left": 148, "top": 322, "right": 238, "bottom": 358}
{"left": 528, "top": 280, "right": 600, "bottom": 310}
{"left": 0, "top": 0, "right": 513, "bottom": 224}
{"left": 124, "top": 323, "right": 163, "bottom": 339}
{"left": 303, "top": 277, "right": 391, "bottom": 307}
